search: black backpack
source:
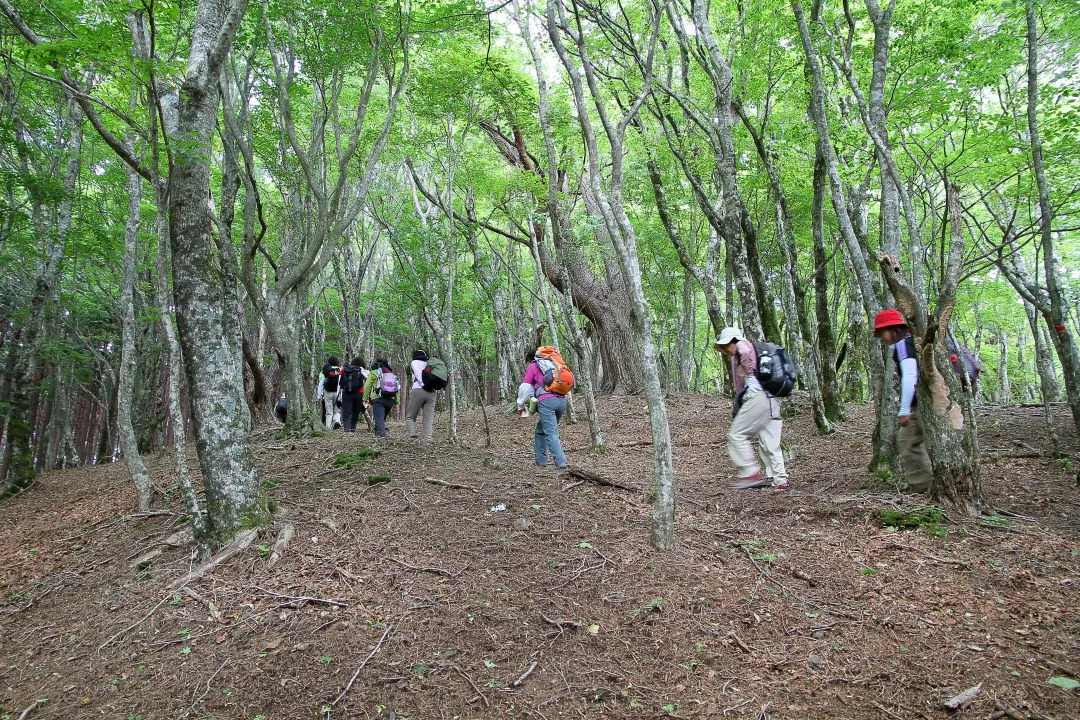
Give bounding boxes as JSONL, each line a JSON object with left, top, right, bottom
{"left": 323, "top": 365, "right": 342, "bottom": 393}
{"left": 340, "top": 365, "right": 364, "bottom": 393}
{"left": 753, "top": 342, "right": 796, "bottom": 397}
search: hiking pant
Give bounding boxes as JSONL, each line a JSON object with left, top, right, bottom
{"left": 534, "top": 395, "right": 567, "bottom": 467}
{"left": 898, "top": 413, "right": 933, "bottom": 492}
{"left": 406, "top": 388, "right": 437, "bottom": 440}
{"left": 323, "top": 390, "right": 341, "bottom": 429}
{"left": 371, "top": 397, "right": 394, "bottom": 437}
{"left": 727, "top": 389, "right": 787, "bottom": 482}
{"left": 340, "top": 391, "right": 367, "bottom": 432}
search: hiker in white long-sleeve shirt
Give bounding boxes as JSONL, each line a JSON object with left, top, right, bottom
{"left": 873, "top": 309, "right": 932, "bottom": 492}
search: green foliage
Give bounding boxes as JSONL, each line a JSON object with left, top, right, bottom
{"left": 872, "top": 506, "right": 947, "bottom": 536}
{"left": 333, "top": 449, "right": 381, "bottom": 468}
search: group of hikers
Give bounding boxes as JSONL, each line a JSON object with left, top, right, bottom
{"left": 275, "top": 309, "right": 973, "bottom": 493}
{"left": 304, "top": 351, "right": 450, "bottom": 439}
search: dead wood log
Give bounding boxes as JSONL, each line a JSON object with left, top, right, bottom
{"left": 266, "top": 524, "right": 295, "bottom": 569}
{"left": 563, "top": 467, "right": 636, "bottom": 492}
{"left": 182, "top": 586, "right": 223, "bottom": 622}
{"left": 168, "top": 529, "right": 259, "bottom": 589}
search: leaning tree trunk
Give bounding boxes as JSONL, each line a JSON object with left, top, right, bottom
{"left": 168, "top": 0, "right": 266, "bottom": 547}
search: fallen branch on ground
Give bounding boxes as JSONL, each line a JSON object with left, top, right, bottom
{"left": 16, "top": 699, "right": 43, "bottom": 720}
{"left": 423, "top": 476, "right": 477, "bottom": 492}
{"left": 177, "top": 659, "right": 230, "bottom": 720}
{"left": 511, "top": 660, "right": 539, "bottom": 687}
{"left": 453, "top": 666, "right": 490, "bottom": 706}
{"left": 168, "top": 529, "right": 259, "bottom": 589}
{"left": 182, "top": 586, "right": 223, "bottom": 622}
{"left": 332, "top": 620, "right": 399, "bottom": 706}
{"left": 255, "top": 587, "right": 349, "bottom": 608}
{"left": 940, "top": 682, "right": 982, "bottom": 711}
{"left": 562, "top": 467, "right": 636, "bottom": 492}
{"left": 882, "top": 541, "right": 970, "bottom": 567}
{"left": 98, "top": 594, "right": 172, "bottom": 650}
{"left": 266, "top": 524, "right": 295, "bottom": 569}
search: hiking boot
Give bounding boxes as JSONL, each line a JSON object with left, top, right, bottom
{"left": 729, "top": 471, "right": 769, "bottom": 490}
{"left": 772, "top": 480, "right": 791, "bottom": 491}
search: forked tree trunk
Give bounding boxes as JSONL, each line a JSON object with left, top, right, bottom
{"left": 879, "top": 184, "right": 981, "bottom": 514}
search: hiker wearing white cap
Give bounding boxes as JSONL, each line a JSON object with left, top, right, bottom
{"left": 714, "top": 327, "right": 790, "bottom": 491}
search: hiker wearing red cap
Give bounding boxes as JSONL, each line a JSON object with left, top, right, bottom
{"left": 873, "top": 310, "right": 932, "bottom": 492}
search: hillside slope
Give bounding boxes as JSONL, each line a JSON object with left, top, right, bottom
{"left": 1, "top": 396, "right": 1077, "bottom": 720}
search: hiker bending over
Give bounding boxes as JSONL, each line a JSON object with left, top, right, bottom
{"left": 364, "top": 358, "right": 399, "bottom": 438}
{"left": 873, "top": 310, "right": 932, "bottom": 493}
{"left": 714, "top": 327, "right": 790, "bottom": 491}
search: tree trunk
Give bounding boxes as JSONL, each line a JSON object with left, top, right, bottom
{"left": 997, "top": 333, "right": 1010, "bottom": 404}
{"left": 811, "top": 148, "right": 844, "bottom": 420}
{"left": 119, "top": 149, "right": 155, "bottom": 510}
{"left": 1026, "top": 0, "right": 1080, "bottom": 434}
{"left": 168, "top": 0, "right": 266, "bottom": 547}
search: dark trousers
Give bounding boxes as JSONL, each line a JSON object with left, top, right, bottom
{"left": 372, "top": 397, "right": 395, "bottom": 437}
{"left": 341, "top": 391, "right": 366, "bottom": 432}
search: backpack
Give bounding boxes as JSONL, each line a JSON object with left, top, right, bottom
{"left": 374, "top": 368, "right": 399, "bottom": 398}
{"left": 323, "top": 365, "right": 342, "bottom": 393}
{"left": 421, "top": 357, "right": 449, "bottom": 391}
{"left": 534, "top": 346, "right": 575, "bottom": 396}
{"left": 752, "top": 342, "right": 796, "bottom": 397}
{"left": 340, "top": 365, "right": 364, "bottom": 393}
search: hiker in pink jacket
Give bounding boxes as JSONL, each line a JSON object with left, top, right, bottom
{"left": 714, "top": 327, "right": 789, "bottom": 491}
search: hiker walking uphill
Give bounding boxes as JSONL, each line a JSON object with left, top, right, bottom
{"left": 318, "top": 356, "right": 344, "bottom": 430}
{"left": 522, "top": 346, "right": 575, "bottom": 470}
{"left": 874, "top": 310, "right": 933, "bottom": 493}
{"left": 364, "top": 358, "right": 400, "bottom": 438}
{"left": 405, "top": 350, "right": 448, "bottom": 441}
{"left": 340, "top": 358, "right": 370, "bottom": 433}
{"left": 714, "top": 328, "right": 792, "bottom": 491}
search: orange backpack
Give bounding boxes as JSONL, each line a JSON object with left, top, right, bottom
{"left": 535, "top": 346, "right": 575, "bottom": 396}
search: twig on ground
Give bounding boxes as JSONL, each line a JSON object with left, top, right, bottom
{"left": 182, "top": 586, "right": 223, "bottom": 622}
{"left": 453, "top": 666, "right": 490, "bottom": 706}
{"left": 16, "top": 699, "right": 43, "bottom": 720}
{"left": 388, "top": 557, "right": 464, "bottom": 577}
{"left": 792, "top": 569, "right": 816, "bottom": 587}
{"left": 98, "top": 594, "right": 172, "bottom": 650}
{"left": 883, "top": 541, "right": 970, "bottom": 568}
{"left": 60, "top": 510, "right": 173, "bottom": 543}
{"left": 391, "top": 487, "right": 421, "bottom": 513}
{"left": 871, "top": 701, "right": 905, "bottom": 720}
{"left": 540, "top": 613, "right": 583, "bottom": 630}
{"left": 726, "top": 631, "right": 752, "bottom": 653}
{"left": 989, "top": 703, "right": 1026, "bottom": 720}
{"left": 423, "top": 476, "right": 477, "bottom": 492}
{"left": 511, "top": 660, "right": 539, "bottom": 687}
{"left": 255, "top": 587, "right": 349, "bottom": 608}
{"left": 332, "top": 620, "right": 398, "bottom": 706}
{"left": 735, "top": 543, "right": 857, "bottom": 619}
{"left": 177, "top": 658, "right": 229, "bottom": 720}
{"left": 561, "top": 480, "right": 586, "bottom": 491}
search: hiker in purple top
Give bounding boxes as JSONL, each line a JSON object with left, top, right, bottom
{"left": 522, "top": 348, "right": 568, "bottom": 469}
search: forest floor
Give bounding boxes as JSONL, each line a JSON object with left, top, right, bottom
{"left": 0, "top": 395, "right": 1078, "bottom": 720}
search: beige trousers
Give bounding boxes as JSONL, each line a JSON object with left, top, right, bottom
{"left": 897, "top": 413, "right": 933, "bottom": 492}
{"left": 727, "top": 390, "right": 787, "bottom": 481}
{"left": 406, "top": 387, "right": 437, "bottom": 440}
